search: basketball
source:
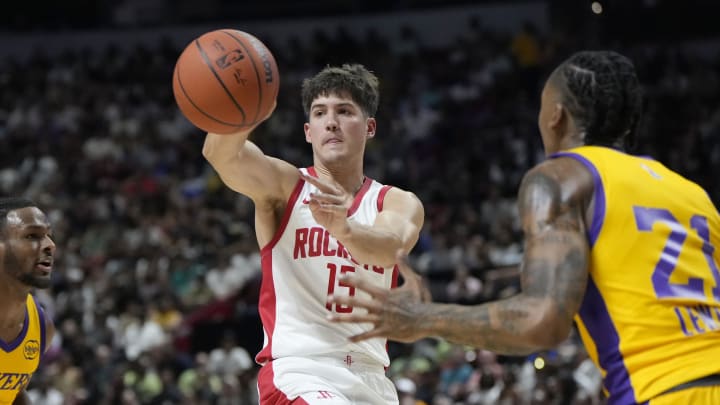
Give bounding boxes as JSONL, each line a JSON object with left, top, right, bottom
{"left": 172, "top": 29, "right": 280, "bottom": 134}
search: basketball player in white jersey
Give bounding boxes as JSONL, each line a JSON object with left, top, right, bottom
{"left": 203, "top": 64, "right": 424, "bottom": 404}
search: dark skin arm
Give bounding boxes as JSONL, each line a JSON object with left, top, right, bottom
{"left": 328, "top": 157, "right": 593, "bottom": 355}
{"left": 13, "top": 307, "right": 56, "bottom": 405}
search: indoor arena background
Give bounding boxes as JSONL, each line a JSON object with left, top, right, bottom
{"left": 2, "top": 0, "right": 719, "bottom": 403}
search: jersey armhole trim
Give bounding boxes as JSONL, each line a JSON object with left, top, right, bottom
{"left": 550, "top": 152, "right": 606, "bottom": 247}
{"left": 35, "top": 296, "right": 47, "bottom": 359}
{"left": 0, "top": 302, "right": 30, "bottom": 353}
{"left": 377, "top": 185, "right": 393, "bottom": 212}
{"left": 260, "top": 175, "right": 306, "bottom": 255}
{"left": 347, "top": 176, "right": 374, "bottom": 217}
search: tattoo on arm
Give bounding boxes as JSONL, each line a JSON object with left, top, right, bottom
{"left": 419, "top": 168, "right": 590, "bottom": 354}
{"left": 517, "top": 169, "right": 590, "bottom": 317}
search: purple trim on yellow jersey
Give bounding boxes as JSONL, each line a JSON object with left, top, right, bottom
{"left": 549, "top": 152, "right": 606, "bottom": 247}
{"left": 35, "top": 297, "right": 47, "bottom": 359}
{"left": 579, "top": 277, "right": 639, "bottom": 404}
{"left": 0, "top": 309, "right": 29, "bottom": 352}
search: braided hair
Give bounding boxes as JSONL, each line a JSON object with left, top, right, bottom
{"left": 550, "top": 51, "right": 643, "bottom": 150}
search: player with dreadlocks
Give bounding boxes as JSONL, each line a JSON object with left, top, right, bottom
{"left": 328, "top": 51, "right": 720, "bottom": 404}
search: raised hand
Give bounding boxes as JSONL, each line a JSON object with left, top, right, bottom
{"left": 299, "top": 170, "right": 354, "bottom": 238}
{"left": 327, "top": 251, "right": 432, "bottom": 343}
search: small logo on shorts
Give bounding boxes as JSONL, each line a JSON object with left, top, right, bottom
{"left": 317, "top": 390, "right": 335, "bottom": 399}
{"left": 344, "top": 355, "right": 354, "bottom": 366}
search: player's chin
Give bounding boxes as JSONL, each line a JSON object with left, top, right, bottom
{"left": 320, "top": 150, "right": 349, "bottom": 164}
{"left": 32, "top": 277, "right": 52, "bottom": 289}
{"left": 21, "top": 274, "right": 53, "bottom": 289}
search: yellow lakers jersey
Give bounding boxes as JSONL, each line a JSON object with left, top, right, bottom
{"left": 0, "top": 295, "right": 46, "bottom": 405}
{"left": 551, "top": 146, "right": 720, "bottom": 404}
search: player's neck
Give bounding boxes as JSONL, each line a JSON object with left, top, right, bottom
{"left": 559, "top": 132, "right": 585, "bottom": 151}
{"left": 0, "top": 302, "right": 27, "bottom": 343}
{"left": 313, "top": 163, "right": 365, "bottom": 196}
{"left": 0, "top": 280, "right": 28, "bottom": 327}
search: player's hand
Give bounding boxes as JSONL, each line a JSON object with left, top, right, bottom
{"left": 327, "top": 251, "right": 432, "bottom": 343}
{"left": 212, "top": 100, "right": 277, "bottom": 137}
{"left": 260, "top": 100, "right": 277, "bottom": 122}
{"left": 299, "top": 170, "right": 353, "bottom": 238}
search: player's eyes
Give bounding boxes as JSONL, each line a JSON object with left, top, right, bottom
{"left": 25, "top": 234, "right": 41, "bottom": 240}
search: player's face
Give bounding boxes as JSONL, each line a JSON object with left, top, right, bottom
{"left": 0, "top": 207, "right": 55, "bottom": 289}
{"left": 304, "top": 93, "right": 376, "bottom": 164}
{"left": 537, "top": 80, "right": 563, "bottom": 156}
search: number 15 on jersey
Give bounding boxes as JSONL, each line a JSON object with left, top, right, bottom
{"left": 326, "top": 263, "right": 355, "bottom": 313}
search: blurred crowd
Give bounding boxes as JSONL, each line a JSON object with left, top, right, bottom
{"left": 1, "top": 10, "right": 719, "bottom": 405}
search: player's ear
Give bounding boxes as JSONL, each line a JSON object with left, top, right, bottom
{"left": 304, "top": 122, "right": 312, "bottom": 143}
{"left": 366, "top": 117, "right": 376, "bottom": 139}
{"left": 549, "top": 103, "right": 565, "bottom": 130}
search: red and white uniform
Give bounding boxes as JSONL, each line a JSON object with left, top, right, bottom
{"left": 256, "top": 167, "right": 400, "bottom": 404}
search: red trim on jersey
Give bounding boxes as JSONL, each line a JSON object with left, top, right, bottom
{"left": 257, "top": 362, "right": 309, "bottom": 404}
{"left": 347, "top": 176, "right": 373, "bottom": 217}
{"left": 256, "top": 175, "right": 304, "bottom": 365}
{"left": 385, "top": 263, "right": 401, "bottom": 368}
{"left": 376, "top": 185, "right": 393, "bottom": 212}
{"left": 256, "top": 251, "right": 277, "bottom": 365}
{"left": 260, "top": 176, "right": 305, "bottom": 255}
{"left": 305, "top": 167, "right": 372, "bottom": 218}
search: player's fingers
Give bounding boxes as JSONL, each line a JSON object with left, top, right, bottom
{"left": 327, "top": 293, "right": 382, "bottom": 312}
{"left": 337, "top": 273, "right": 387, "bottom": 298}
{"left": 348, "top": 328, "right": 388, "bottom": 343}
{"left": 306, "top": 199, "right": 344, "bottom": 215}
{"left": 326, "top": 312, "right": 379, "bottom": 324}
{"left": 299, "top": 171, "right": 340, "bottom": 194}
{"left": 306, "top": 199, "right": 322, "bottom": 212}
{"left": 309, "top": 192, "right": 344, "bottom": 205}
{"left": 315, "top": 204, "right": 347, "bottom": 214}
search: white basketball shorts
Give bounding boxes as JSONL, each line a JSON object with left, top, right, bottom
{"left": 257, "top": 353, "right": 399, "bottom": 404}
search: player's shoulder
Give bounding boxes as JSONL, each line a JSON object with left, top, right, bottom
{"left": 380, "top": 185, "right": 422, "bottom": 207}
{"left": 525, "top": 157, "right": 594, "bottom": 189}
{"left": 373, "top": 185, "right": 424, "bottom": 223}
{"left": 28, "top": 294, "right": 56, "bottom": 354}
{"left": 43, "top": 310, "right": 55, "bottom": 355}
{"left": 520, "top": 157, "right": 595, "bottom": 209}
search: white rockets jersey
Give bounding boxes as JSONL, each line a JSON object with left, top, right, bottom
{"left": 255, "top": 167, "right": 399, "bottom": 367}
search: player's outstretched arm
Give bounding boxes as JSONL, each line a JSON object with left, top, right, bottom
{"left": 342, "top": 187, "right": 424, "bottom": 267}
{"left": 202, "top": 103, "right": 297, "bottom": 202}
{"left": 330, "top": 159, "right": 592, "bottom": 355}
{"left": 302, "top": 171, "right": 424, "bottom": 267}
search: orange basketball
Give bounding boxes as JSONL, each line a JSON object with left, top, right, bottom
{"left": 172, "top": 29, "right": 279, "bottom": 134}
